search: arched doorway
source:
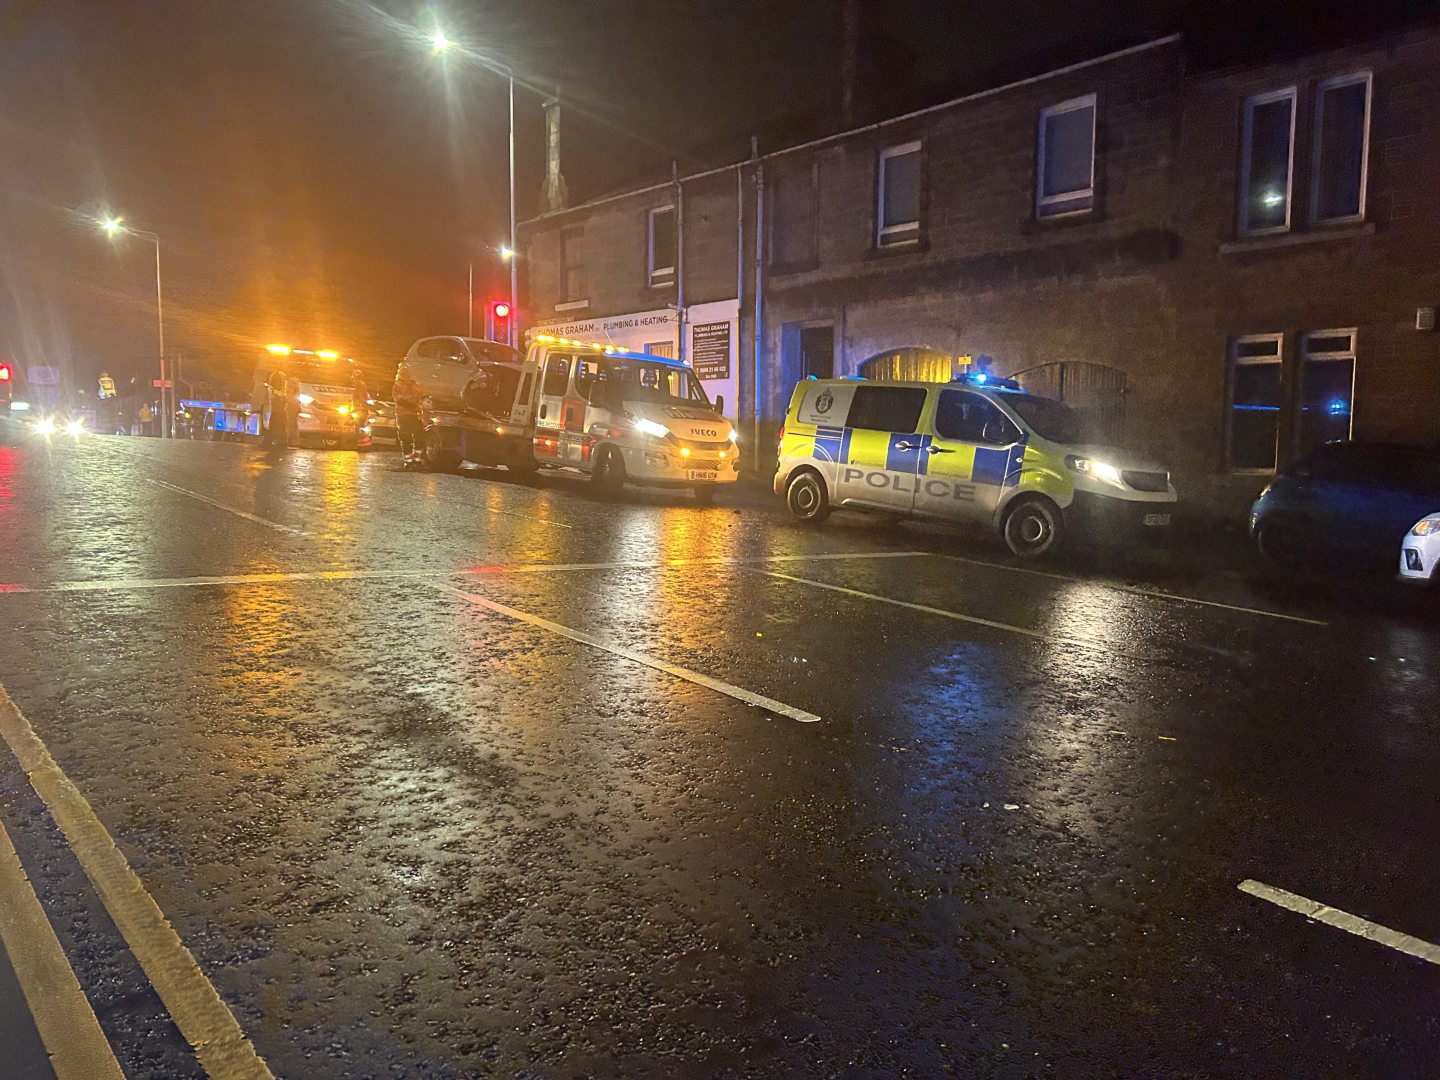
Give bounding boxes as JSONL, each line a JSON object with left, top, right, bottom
{"left": 1011, "top": 361, "right": 1129, "bottom": 444}
{"left": 858, "top": 347, "right": 957, "bottom": 383}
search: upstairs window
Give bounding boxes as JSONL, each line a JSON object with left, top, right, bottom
{"left": 876, "top": 141, "right": 921, "bottom": 248}
{"left": 1312, "top": 73, "right": 1371, "bottom": 223}
{"left": 1239, "top": 89, "right": 1297, "bottom": 235}
{"left": 647, "top": 206, "right": 676, "bottom": 287}
{"left": 1036, "top": 94, "right": 1096, "bottom": 218}
{"left": 560, "top": 228, "right": 586, "bottom": 302}
{"left": 771, "top": 166, "right": 817, "bottom": 268}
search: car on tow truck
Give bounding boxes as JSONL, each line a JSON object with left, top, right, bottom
{"left": 405, "top": 333, "right": 739, "bottom": 502}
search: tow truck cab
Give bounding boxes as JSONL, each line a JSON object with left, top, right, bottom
{"left": 524, "top": 335, "right": 739, "bottom": 496}
{"left": 251, "top": 346, "right": 366, "bottom": 449}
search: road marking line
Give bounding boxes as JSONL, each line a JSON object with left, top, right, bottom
{"left": 0, "top": 550, "right": 930, "bottom": 595}
{"left": 0, "top": 684, "right": 275, "bottom": 1079}
{"left": 0, "top": 818, "right": 125, "bottom": 1080}
{"left": 933, "top": 553, "right": 1328, "bottom": 626}
{"left": 752, "top": 568, "right": 1049, "bottom": 640}
{"left": 1238, "top": 879, "right": 1440, "bottom": 966}
{"left": 147, "top": 479, "right": 303, "bottom": 536}
{"left": 434, "top": 582, "right": 821, "bottom": 723}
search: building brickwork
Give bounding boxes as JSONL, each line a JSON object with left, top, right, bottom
{"left": 519, "top": 25, "right": 1440, "bottom": 519}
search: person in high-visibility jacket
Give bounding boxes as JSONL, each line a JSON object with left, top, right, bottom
{"left": 393, "top": 371, "right": 425, "bottom": 464}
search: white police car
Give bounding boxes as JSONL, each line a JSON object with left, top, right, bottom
{"left": 1400, "top": 513, "right": 1440, "bottom": 583}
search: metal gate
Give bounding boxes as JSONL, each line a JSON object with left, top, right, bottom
{"left": 1010, "top": 361, "right": 1128, "bottom": 444}
{"left": 858, "top": 348, "right": 956, "bottom": 383}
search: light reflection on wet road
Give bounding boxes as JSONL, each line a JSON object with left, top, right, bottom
{"left": 0, "top": 437, "right": 1438, "bottom": 1077}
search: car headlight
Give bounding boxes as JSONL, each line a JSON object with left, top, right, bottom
{"left": 296, "top": 393, "right": 315, "bottom": 405}
{"left": 336, "top": 405, "right": 350, "bottom": 415}
{"left": 1065, "top": 455, "right": 1124, "bottom": 486}
{"left": 728, "top": 428, "right": 738, "bottom": 442}
{"left": 35, "top": 418, "right": 57, "bottom": 437}
{"left": 64, "top": 419, "right": 85, "bottom": 436}
{"left": 1411, "top": 518, "right": 1440, "bottom": 536}
{"left": 634, "top": 417, "right": 669, "bottom": 439}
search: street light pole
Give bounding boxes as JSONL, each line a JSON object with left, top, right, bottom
{"left": 100, "top": 217, "right": 168, "bottom": 438}
{"left": 508, "top": 68, "right": 517, "bottom": 348}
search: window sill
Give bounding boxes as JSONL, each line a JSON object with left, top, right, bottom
{"left": 1219, "top": 222, "right": 1374, "bottom": 254}
{"left": 867, "top": 236, "right": 927, "bottom": 259}
{"left": 554, "top": 299, "right": 589, "bottom": 312}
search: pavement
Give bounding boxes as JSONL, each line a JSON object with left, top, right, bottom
{"left": 0, "top": 433, "right": 1437, "bottom": 1077}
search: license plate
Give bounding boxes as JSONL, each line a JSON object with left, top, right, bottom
{"left": 1143, "top": 513, "right": 1171, "bottom": 527}
{"left": 687, "top": 470, "right": 718, "bottom": 481}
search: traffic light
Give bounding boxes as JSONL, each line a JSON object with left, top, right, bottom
{"left": 487, "top": 300, "right": 512, "bottom": 343}
{"left": 0, "top": 364, "right": 11, "bottom": 382}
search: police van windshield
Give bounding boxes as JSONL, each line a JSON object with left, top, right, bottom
{"left": 584, "top": 357, "right": 710, "bottom": 408}
{"left": 999, "top": 392, "right": 1093, "bottom": 444}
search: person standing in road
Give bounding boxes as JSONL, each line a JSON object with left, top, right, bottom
{"left": 137, "top": 402, "right": 154, "bottom": 436}
{"left": 393, "top": 370, "right": 425, "bottom": 465}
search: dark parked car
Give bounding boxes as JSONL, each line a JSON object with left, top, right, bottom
{"left": 1249, "top": 441, "right": 1440, "bottom": 570}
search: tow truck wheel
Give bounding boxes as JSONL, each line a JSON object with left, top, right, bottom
{"left": 693, "top": 485, "right": 716, "bottom": 505}
{"left": 423, "top": 429, "right": 461, "bottom": 472}
{"left": 785, "top": 469, "right": 830, "bottom": 523}
{"left": 591, "top": 447, "right": 626, "bottom": 492}
{"left": 1002, "top": 496, "right": 1063, "bottom": 557}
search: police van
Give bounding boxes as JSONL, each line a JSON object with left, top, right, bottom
{"left": 775, "top": 374, "right": 1176, "bottom": 556}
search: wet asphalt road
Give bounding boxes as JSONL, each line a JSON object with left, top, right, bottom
{"left": 0, "top": 435, "right": 1438, "bottom": 1078}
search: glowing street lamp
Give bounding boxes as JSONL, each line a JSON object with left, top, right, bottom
{"left": 425, "top": 25, "right": 517, "bottom": 347}
{"left": 97, "top": 214, "right": 171, "bottom": 438}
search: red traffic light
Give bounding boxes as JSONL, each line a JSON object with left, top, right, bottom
{"left": 0, "top": 364, "right": 11, "bottom": 382}
{"left": 491, "top": 301, "right": 511, "bottom": 320}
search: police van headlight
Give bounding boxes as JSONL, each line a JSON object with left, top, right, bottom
{"left": 1411, "top": 517, "right": 1440, "bottom": 536}
{"left": 634, "top": 417, "right": 669, "bottom": 439}
{"left": 1066, "top": 455, "right": 1124, "bottom": 486}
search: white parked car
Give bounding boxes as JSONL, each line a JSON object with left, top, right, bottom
{"left": 397, "top": 335, "right": 522, "bottom": 412}
{"left": 1399, "top": 513, "right": 1440, "bottom": 582}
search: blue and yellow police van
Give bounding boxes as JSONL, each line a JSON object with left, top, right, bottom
{"left": 774, "top": 373, "right": 1176, "bottom": 556}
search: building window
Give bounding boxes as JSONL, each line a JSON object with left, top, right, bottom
{"left": 1228, "top": 334, "right": 1284, "bottom": 472}
{"left": 647, "top": 206, "right": 676, "bottom": 287}
{"left": 560, "top": 227, "right": 586, "bottom": 302}
{"left": 1238, "top": 89, "right": 1296, "bottom": 235}
{"left": 771, "top": 166, "right": 817, "bottom": 268}
{"left": 644, "top": 340, "right": 675, "bottom": 359}
{"left": 1312, "top": 73, "right": 1371, "bottom": 223}
{"left": 1296, "top": 329, "right": 1356, "bottom": 454}
{"left": 1036, "top": 94, "right": 1096, "bottom": 218}
{"left": 876, "top": 141, "right": 921, "bottom": 247}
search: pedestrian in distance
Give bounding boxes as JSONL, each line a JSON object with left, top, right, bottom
{"left": 137, "top": 402, "right": 154, "bottom": 436}
{"left": 393, "top": 370, "right": 426, "bottom": 466}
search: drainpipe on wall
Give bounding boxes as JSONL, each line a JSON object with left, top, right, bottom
{"left": 735, "top": 164, "right": 744, "bottom": 426}
{"left": 752, "top": 136, "right": 765, "bottom": 456}
{"left": 674, "top": 160, "right": 686, "bottom": 363}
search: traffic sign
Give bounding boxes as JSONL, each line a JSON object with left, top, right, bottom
{"left": 152, "top": 379, "right": 173, "bottom": 388}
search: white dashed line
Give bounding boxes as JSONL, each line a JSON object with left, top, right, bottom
{"left": 1239, "top": 879, "right": 1440, "bottom": 966}
{"left": 434, "top": 582, "right": 821, "bottom": 723}
{"left": 147, "top": 479, "right": 303, "bottom": 535}
{"left": 933, "top": 552, "right": 1328, "bottom": 626}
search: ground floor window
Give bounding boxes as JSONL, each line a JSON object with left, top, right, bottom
{"left": 1295, "top": 329, "right": 1356, "bottom": 455}
{"left": 1228, "top": 334, "right": 1284, "bottom": 471}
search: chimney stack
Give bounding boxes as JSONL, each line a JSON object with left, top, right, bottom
{"left": 539, "top": 92, "right": 568, "bottom": 213}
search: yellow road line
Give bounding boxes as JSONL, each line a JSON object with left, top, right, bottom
{"left": 0, "top": 684, "right": 274, "bottom": 1079}
{"left": 0, "top": 818, "right": 124, "bottom": 1080}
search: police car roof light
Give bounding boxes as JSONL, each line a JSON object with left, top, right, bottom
{"left": 954, "top": 372, "right": 1023, "bottom": 391}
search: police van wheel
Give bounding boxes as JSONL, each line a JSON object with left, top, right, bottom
{"left": 786, "top": 470, "right": 831, "bottom": 523}
{"left": 1002, "top": 497, "right": 1063, "bottom": 557}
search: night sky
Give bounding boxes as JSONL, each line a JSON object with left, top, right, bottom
{"left": 0, "top": 0, "right": 1241, "bottom": 398}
